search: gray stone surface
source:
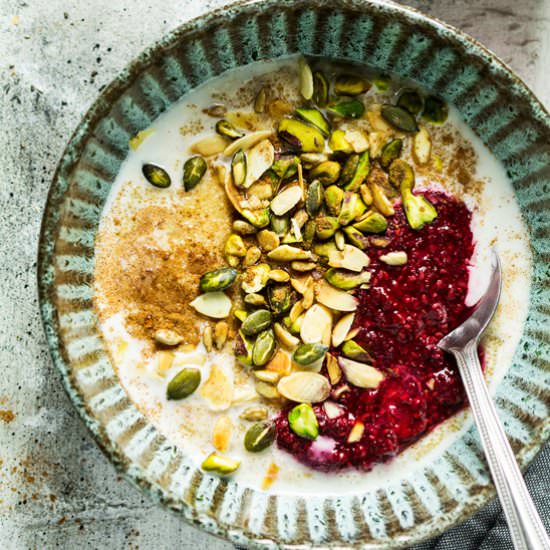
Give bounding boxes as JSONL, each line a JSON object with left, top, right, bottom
{"left": 0, "top": 1, "right": 548, "bottom": 548}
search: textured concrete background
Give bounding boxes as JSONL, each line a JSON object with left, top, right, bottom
{"left": 1, "top": 1, "right": 549, "bottom": 548}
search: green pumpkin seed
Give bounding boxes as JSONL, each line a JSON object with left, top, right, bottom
{"left": 334, "top": 75, "right": 370, "bottom": 96}
{"left": 381, "top": 105, "right": 419, "bottom": 133}
{"left": 216, "top": 119, "right": 244, "bottom": 140}
{"left": 315, "top": 216, "right": 340, "bottom": 240}
{"left": 380, "top": 138, "right": 403, "bottom": 170}
{"left": 199, "top": 267, "right": 238, "bottom": 292}
{"left": 244, "top": 421, "right": 276, "bottom": 452}
{"left": 183, "top": 156, "right": 207, "bottom": 191}
{"left": 344, "top": 150, "right": 370, "bottom": 192}
{"left": 422, "top": 96, "right": 448, "bottom": 124}
{"left": 310, "top": 160, "right": 341, "bottom": 186}
{"left": 142, "top": 163, "right": 171, "bottom": 188}
{"left": 288, "top": 403, "right": 319, "bottom": 440}
{"left": 354, "top": 211, "right": 388, "bottom": 233}
{"left": 295, "top": 108, "right": 330, "bottom": 136}
{"left": 397, "top": 88, "right": 424, "bottom": 115}
{"left": 325, "top": 267, "right": 371, "bottom": 290}
{"left": 252, "top": 329, "right": 277, "bottom": 367}
{"left": 313, "top": 71, "right": 329, "bottom": 107}
{"left": 342, "top": 340, "right": 372, "bottom": 362}
{"left": 166, "top": 368, "right": 201, "bottom": 400}
{"left": 241, "top": 309, "right": 272, "bottom": 336}
{"left": 201, "top": 452, "right": 240, "bottom": 475}
{"left": 293, "top": 342, "right": 328, "bottom": 365}
{"left": 267, "top": 284, "right": 292, "bottom": 317}
{"left": 327, "top": 98, "right": 365, "bottom": 119}
{"left": 254, "top": 86, "right": 268, "bottom": 113}
{"left": 306, "top": 180, "right": 323, "bottom": 217}
{"left": 231, "top": 149, "right": 247, "bottom": 188}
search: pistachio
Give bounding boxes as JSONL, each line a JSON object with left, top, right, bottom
{"left": 324, "top": 185, "right": 344, "bottom": 216}
{"left": 371, "top": 182, "right": 395, "bottom": 216}
{"left": 380, "top": 251, "right": 408, "bottom": 265}
{"left": 298, "top": 57, "right": 314, "bottom": 100}
{"left": 335, "top": 230, "right": 345, "bottom": 251}
{"left": 273, "top": 322, "right": 300, "bottom": 349}
{"left": 291, "top": 260, "right": 316, "bottom": 272}
{"left": 315, "top": 216, "right": 340, "bottom": 240}
{"left": 300, "top": 153, "right": 328, "bottom": 168}
{"left": 334, "top": 75, "right": 370, "bottom": 96}
{"left": 422, "top": 96, "right": 448, "bottom": 124}
{"left": 306, "top": 180, "right": 323, "bottom": 217}
{"left": 267, "top": 284, "right": 292, "bottom": 316}
{"left": 268, "top": 269, "right": 290, "bottom": 283}
{"left": 257, "top": 229, "right": 280, "bottom": 251}
{"left": 288, "top": 403, "right": 319, "bottom": 439}
{"left": 267, "top": 245, "right": 312, "bottom": 262}
{"left": 201, "top": 452, "right": 240, "bottom": 475}
{"left": 359, "top": 183, "right": 373, "bottom": 206}
{"left": 270, "top": 185, "right": 302, "bottom": 216}
{"left": 154, "top": 329, "right": 184, "bottom": 346}
{"left": 326, "top": 353, "right": 342, "bottom": 385}
{"left": 339, "top": 154, "right": 359, "bottom": 188}
{"left": 204, "top": 103, "right": 227, "bottom": 117}
{"left": 243, "top": 139, "right": 275, "bottom": 188}
{"left": 142, "top": 163, "right": 171, "bottom": 188}
{"left": 342, "top": 226, "right": 369, "bottom": 250}
{"left": 302, "top": 219, "right": 317, "bottom": 249}
{"left": 354, "top": 210, "right": 388, "bottom": 233}
{"left": 309, "top": 161, "right": 341, "bottom": 186}
{"left": 190, "top": 292, "right": 232, "bottom": 319}
{"left": 226, "top": 255, "right": 240, "bottom": 268}
{"left": 380, "top": 138, "right": 403, "bottom": 169}
{"left": 312, "top": 240, "right": 338, "bottom": 259}
{"left": 212, "top": 415, "right": 233, "bottom": 452}
{"left": 234, "top": 331, "right": 254, "bottom": 366}
{"left": 347, "top": 421, "right": 365, "bottom": 443}
{"left": 338, "top": 192, "right": 362, "bottom": 226}
{"left": 244, "top": 421, "right": 276, "bottom": 452}
{"left": 239, "top": 406, "right": 269, "bottom": 422}
{"left": 296, "top": 107, "right": 330, "bottom": 136}
{"left": 327, "top": 98, "right": 365, "bottom": 119}
{"left": 278, "top": 118, "right": 325, "bottom": 153}
{"left": 241, "top": 263, "right": 271, "bottom": 293}
{"left": 225, "top": 235, "right": 247, "bottom": 260}
{"left": 373, "top": 74, "right": 391, "bottom": 91}
{"left": 293, "top": 341, "right": 329, "bottom": 367}
{"left": 412, "top": 126, "right": 432, "bottom": 165}
{"left": 289, "top": 312, "right": 305, "bottom": 335}
{"left": 255, "top": 381, "right": 281, "bottom": 400}
{"left": 254, "top": 86, "right": 268, "bottom": 113}
{"left": 300, "top": 304, "right": 332, "bottom": 345}
{"left": 342, "top": 340, "right": 372, "bottom": 363}
{"left": 231, "top": 149, "right": 247, "bottom": 188}
{"left": 254, "top": 370, "right": 280, "bottom": 384}
{"left": 252, "top": 329, "right": 276, "bottom": 367}
{"left": 332, "top": 312, "right": 355, "bottom": 348}
{"left": 244, "top": 293, "right": 267, "bottom": 307}
{"left": 315, "top": 280, "right": 358, "bottom": 312}
{"left": 397, "top": 88, "right": 424, "bottom": 115}
{"left": 271, "top": 156, "right": 299, "bottom": 180}
{"left": 216, "top": 119, "right": 244, "bottom": 140}
{"left": 233, "top": 219, "right": 257, "bottom": 235}
{"left": 223, "top": 130, "right": 273, "bottom": 157}
{"left": 278, "top": 373, "right": 330, "bottom": 404}
{"left": 312, "top": 71, "right": 329, "bottom": 107}
{"left": 166, "top": 368, "right": 201, "bottom": 400}
{"left": 234, "top": 309, "right": 248, "bottom": 322}
{"left": 243, "top": 246, "right": 262, "bottom": 268}
{"left": 191, "top": 134, "right": 229, "bottom": 156}
{"left": 381, "top": 105, "right": 419, "bottom": 133}
{"left": 338, "top": 357, "right": 384, "bottom": 389}
{"left": 200, "top": 267, "right": 238, "bottom": 293}
{"left": 243, "top": 208, "right": 271, "bottom": 229}
{"left": 328, "top": 129, "right": 353, "bottom": 154}
{"left": 203, "top": 325, "right": 213, "bottom": 352}
{"left": 325, "top": 268, "right": 371, "bottom": 290}
{"left": 271, "top": 214, "right": 290, "bottom": 236}
{"left": 328, "top": 244, "right": 369, "bottom": 272}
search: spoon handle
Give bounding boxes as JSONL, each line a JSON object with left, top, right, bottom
{"left": 452, "top": 341, "right": 550, "bottom": 550}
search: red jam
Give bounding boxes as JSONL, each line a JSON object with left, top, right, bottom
{"left": 275, "top": 190, "right": 478, "bottom": 472}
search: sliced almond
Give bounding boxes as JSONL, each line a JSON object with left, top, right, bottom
{"left": 154, "top": 329, "right": 184, "bottom": 346}
{"left": 289, "top": 300, "right": 304, "bottom": 323}
{"left": 243, "top": 139, "right": 275, "bottom": 188}
{"left": 191, "top": 134, "right": 228, "bottom": 156}
{"left": 261, "top": 462, "right": 280, "bottom": 490}
{"left": 328, "top": 245, "right": 370, "bottom": 272}
{"left": 273, "top": 323, "right": 300, "bottom": 350}
{"left": 345, "top": 127, "right": 369, "bottom": 153}
{"left": 214, "top": 321, "right": 229, "bottom": 349}
{"left": 190, "top": 292, "right": 232, "bottom": 319}
{"left": 291, "top": 260, "right": 317, "bottom": 272}
{"left": 223, "top": 130, "right": 273, "bottom": 157}
{"left": 315, "top": 280, "right": 358, "bottom": 312}
{"left": 380, "top": 251, "right": 408, "bottom": 266}
{"left": 324, "top": 401, "right": 344, "bottom": 419}
{"left": 155, "top": 350, "right": 174, "bottom": 376}
{"left": 344, "top": 327, "right": 360, "bottom": 342}
{"left": 369, "top": 130, "right": 390, "bottom": 158}
{"left": 302, "top": 277, "right": 315, "bottom": 309}
{"left": 173, "top": 352, "right": 207, "bottom": 367}
{"left": 254, "top": 370, "right": 280, "bottom": 384}
{"left": 200, "top": 364, "right": 234, "bottom": 410}
{"left": 332, "top": 312, "right": 356, "bottom": 348}
{"left": 412, "top": 126, "right": 432, "bottom": 165}
{"left": 266, "top": 348, "right": 292, "bottom": 375}
{"left": 277, "top": 372, "right": 331, "bottom": 403}
{"left": 270, "top": 185, "right": 302, "bottom": 216}
{"left": 326, "top": 353, "right": 342, "bottom": 385}
{"left": 290, "top": 274, "right": 311, "bottom": 295}
{"left": 212, "top": 415, "right": 233, "bottom": 452}
{"left": 347, "top": 421, "right": 365, "bottom": 443}
{"left": 367, "top": 109, "right": 394, "bottom": 133}
{"left": 338, "top": 357, "right": 385, "bottom": 389}
{"left": 267, "top": 245, "right": 312, "bottom": 262}
{"left": 301, "top": 304, "right": 333, "bottom": 344}
{"left": 231, "top": 385, "right": 258, "bottom": 405}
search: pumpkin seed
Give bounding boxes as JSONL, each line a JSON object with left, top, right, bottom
{"left": 332, "top": 312, "right": 355, "bottom": 348}
{"left": 381, "top": 105, "right": 419, "bottom": 133}
{"left": 288, "top": 403, "right": 319, "bottom": 439}
{"left": 241, "top": 309, "right": 272, "bottom": 336}
{"left": 327, "top": 98, "right": 365, "bottom": 119}
{"left": 343, "top": 226, "right": 369, "bottom": 249}
{"left": 328, "top": 129, "right": 353, "bottom": 154}
{"left": 257, "top": 229, "right": 280, "bottom": 251}
{"left": 241, "top": 263, "right": 271, "bottom": 294}
{"left": 278, "top": 119, "right": 325, "bottom": 153}
{"left": 244, "top": 293, "right": 267, "bottom": 307}
{"left": 252, "top": 329, "right": 276, "bottom": 367}
{"left": 380, "top": 251, "right": 408, "bottom": 266}
{"left": 267, "top": 284, "right": 292, "bottom": 316}
{"left": 201, "top": 452, "right": 240, "bottom": 475}
{"left": 254, "top": 86, "right": 268, "bottom": 113}
{"left": 223, "top": 129, "right": 273, "bottom": 157}
{"left": 231, "top": 150, "right": 247, "bottom": 188}
{"left": 338, "top": 357, "right": 384, "bottom": 389}
{"left": 216, "top": 119, "right": 244, "bottom": 140}
{"left": 310, "top": 161, "right": 341, "bottom": 186}
{"left": 313, "top": 71, "right": 329, "bottom": 107}
{"left": 342, "top": 340, "right": 372, "bottom": 362}
{"left": 299, "top": 57, "right": 314, "bottom": 100}
{"left": 293, "top": 341, "right": 329, "bottom": 365}
{"left": 278, "top": 373, "right": 330, "bottom": 404}
{"left": 142, "top": 163, "right": 171, "bottom": 188}
{"left": 380, "top": 138, "right": 403, "bottom": 169}
{"left": 334, "top": 75, "right": 370, "bottom": 96}
{"left": 306, "top": 180, "right": 323, "bottom": 216}
{"left": 154, "top": 329, "right": 184, "bottom": 346}
{"left": 270, "top": 185, "right": 302, "bottom": 216}
{"left": 315, "top": 280, "right": 358, "bottom": 312}
{"left": 422, "top": 96, "right": 448, "bottom": 124}
{"left": 353, "top": 211, "right": 388, "bottom": 233}
{"left": 315, "top": 216, "right": 340, "bottom": 240}
{"left": 200, "top": 267, "right": 238, "bottom": 292}
{"left": 325, "top": 268, "right": 371, "bottom": 290}
{"left": 324, "top": 185, "right": 344, "bottom": 216}
{"left": 267, "top": 245, "right": 312, "bottom": 262}
{"left": 233, "top": 219, "right": 257, "bottom": 235}
{"left": 166, "top": 368, "right": 201, "bottom": 400}
{"left": 412, "top": 126, "right": 432, "bottom": 165}
{"left": 328, "top": 244, "right": 369, "bottom": 272}
{"left": 182, "top": 156, "right": 207, "bottom": 191}
{"left": 239, "top": 406, "right": 269, "bottom": 421}
{"left": 296, "top": 108, "right": 330, "bottom": 136}
{"left": 191, "top": 134, "right": 228, "bottom": 156}
{"left": 190, "top": 292, "right": 232, "bottom": 319}
{"left": 244, "top": 421, "right": 276, "bottom": 452}
{"left": 273, "top": 322, "right": 300, "bottom": 349}
{"left": 397, "top": 88, "right": 424, "bottom": 115}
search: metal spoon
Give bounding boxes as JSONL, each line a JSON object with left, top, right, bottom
{"left": 439, "top": 249, "right": 550, "bottom": 550}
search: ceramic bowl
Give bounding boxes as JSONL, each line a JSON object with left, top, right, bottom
{"left": 38, "top": 0, "right": 550, "bottom": 547}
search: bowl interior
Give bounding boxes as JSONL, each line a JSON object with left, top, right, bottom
{"left": 38, "top": 0, "right": 550, "bottom": 547}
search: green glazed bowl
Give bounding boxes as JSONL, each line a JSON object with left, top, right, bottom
{"left": 38, "top": 0, "right": 550, "bottom": 547}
